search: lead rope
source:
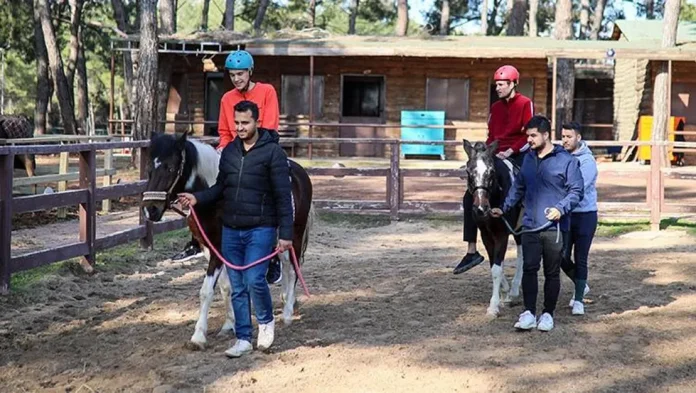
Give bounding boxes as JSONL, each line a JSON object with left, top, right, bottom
{"left": 499, "top": 208, "right": 561, "bottom": 243}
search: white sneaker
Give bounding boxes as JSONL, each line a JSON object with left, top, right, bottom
{"left": 572, "top": 301, "right": 585, "bottom": 315}
{"left": 537, "top": 313, "right": 554, "bottom": 332}
{"left": 514, "top": 311, "right": 537, "bottom": 330}
{"left": 257, "top": 319, "right": 275, "bottom": 351}
{"left": 224, "top": 339, "right": 253, "bottom": 358}
{"left": 569, "top": 284, "right": 591, "bottom": 307}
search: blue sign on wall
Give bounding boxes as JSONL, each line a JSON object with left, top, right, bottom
{"left": 401, "top": 111, "right": 446, "bottom": 159}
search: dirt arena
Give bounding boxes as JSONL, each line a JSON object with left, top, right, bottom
{"left": 3, "top": 212, "right": 696, "bottom": 393}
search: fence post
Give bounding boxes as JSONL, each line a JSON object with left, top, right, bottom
{"left": 102, "top": 147, "right": 113, "bottom": 213}
{"left": 139, "top": 145, "right": 153, "bottom": 250}
{"left": 0, "top": 153, "right": 13, "bottom": 294}
{"left": 649, "top": 140, "right": 663, "bottom": 231}
{"left": 79, "top": 148, "right": 96, "bottom": 272}
{"left": 389, "top": 141, "right": 400, "bottom": 220}
{"left": 57, "top": 151, "right": 69, "bottom": 218}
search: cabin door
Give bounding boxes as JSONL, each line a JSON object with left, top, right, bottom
{"left": 339, "top": 75, "right": 386, "bottom": 157}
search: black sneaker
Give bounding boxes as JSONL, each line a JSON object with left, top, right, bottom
{"left": 172, "top": 242, "right": 204, "bottom": 262}
{"left": 266, "top": 256, "right": 283, "bottom": 285}
{"left": 453, "top": 252, "right": 485, "bottom": 275}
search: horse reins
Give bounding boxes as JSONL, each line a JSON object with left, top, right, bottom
{"left": 142, "top": 149, "right": 187, "bottom": 205}
{"left": 499, "top": 208, "right": 561, "bottom": 243}
{"left": 140, "top": 148, "right": 311, "bottom": 297}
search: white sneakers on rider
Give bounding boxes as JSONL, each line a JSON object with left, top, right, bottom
{"left": 514, "top": 310, "right": 554, "bottom": 332}
{"left": 569, "top": 283, "right": 590, "bottom": 308}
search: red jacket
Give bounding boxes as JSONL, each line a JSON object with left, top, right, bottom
{"left": 486, "top": 93, "right": 534, "bottom": 154}
{"left": 217, "top": 82, "right": 280, "bottom": 150}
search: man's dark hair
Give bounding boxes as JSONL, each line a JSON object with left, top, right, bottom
{"left": 562, "top": 121, "right": 582, "bottom": 135}
{"left": 234, "top": 100, "right": 259, "bottom": 121}
{"left": 525, "top": 115, "right": 552, "bottom": 136}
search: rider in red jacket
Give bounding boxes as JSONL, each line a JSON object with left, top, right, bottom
{"left": 453, "top": 65, "right": 534, "bottom": 275}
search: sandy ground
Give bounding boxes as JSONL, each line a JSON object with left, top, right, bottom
{"left": 3, "top": 213, "right": 696, "bottom": 393}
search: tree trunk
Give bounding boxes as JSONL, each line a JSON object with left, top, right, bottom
{"left": 201, "top": 0, "right": 210, "bottom": 31}
{"left": 307, "top": 0, "right": 315, "bottom": 28}
{"left": 395, "top": 0, "right": 408, "bottom": 36}
{"left": 651, "top": 0, "right": 681, "bottom": 167}
{"left": 111, "top": 0, "right": 135, "bottom": 119}
{"left": 589, "top": 0, "right": 607, "bottom": 40}
{"left": 158, "top": 0, "right": 177, "bottom": 127}
{"left": 65, "top": 0, "right": 83, "bottom": 92}
{"left": 580, "top": 0, "right": 590, "bottom": 39}
{"left": 133, "top": 0, "right": 159, "bottom": 144}
{"left": 348, "top": 0, "right": 359, "bottom": 34}
{"left": 529, "top": 0, "right": 538, "bottom": 36}
{"left": 160, "top": 0, "right": 177, "bottom": 33}
{"left": 646, "top": 0, "right": 655, "bottom": 19}
{"left": 480, "top": 0, "right": 488, "bottom": 35}
{"left": 36, "top": 0, "right": 77, "bottom": 135}
{"left": 224, "top": 0, "right": 235, "bottom": 29}
{"left": 76, "top": 40, "right": 89, "bottom": 134}
{"left": 253, "top": 0, "right": 270, "bottom": 33}
{"left": 506, "top": 0, "right": 526, "bottom": 36}
{"left": 440, "top": 0, "right": 450, "bottom": 35}
{"left": 553, "top": 0, "right": 574, "bottom": 136}
{"left": 33, "top": 3, "right": 51, "bottom": 135}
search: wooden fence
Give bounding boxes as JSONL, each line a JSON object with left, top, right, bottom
{"left": 1, "top": 137, "right": 696, "bottom": 294}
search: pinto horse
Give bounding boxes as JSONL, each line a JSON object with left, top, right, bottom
{"left": 141, "top": 132, "right": 314, "bottom": 350}
{"left": 462, "top": 140, "right": 524, "bottom": 317}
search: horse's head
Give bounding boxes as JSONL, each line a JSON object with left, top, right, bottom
{"left": 463, "top": 139, "right": 499, "bottom": 216}
{"left": 141, "top": 131, "right": 189, "bottom": 222}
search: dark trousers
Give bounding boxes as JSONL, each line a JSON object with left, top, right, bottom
{"left": 462, "top": 153, "right": 524, "bottom": 243}
{"left": 561, "top": 211, "right": 598, "bottom": 281}
{"left": 521, "top": 230, "right": 565, "bottom": 316}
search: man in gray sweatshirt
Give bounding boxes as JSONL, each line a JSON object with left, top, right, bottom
{"left": 561, "top": 122, "right": 598, "bottom": 316}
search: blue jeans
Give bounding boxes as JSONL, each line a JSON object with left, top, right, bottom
{"left": 222, "top": 225, "right": 276, "bottom": 342}
{"left": 561, "top": 211, "right": 598, "bottom": 281}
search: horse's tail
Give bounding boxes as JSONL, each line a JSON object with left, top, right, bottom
{"left": 300, "top": 202, "right": 315, "bottom": 265}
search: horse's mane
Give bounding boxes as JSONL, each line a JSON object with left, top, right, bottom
{"left": 187, "top": 139, "right": 219, "bottom": 189}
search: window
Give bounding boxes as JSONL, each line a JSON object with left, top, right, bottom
{"left": 488, "top": 78, "right": 535, "bottom": 108}
{"left": 341, "top": 75, "right": 384, "bottom": 118}
{"left": 426, "top": 78, "right": 470, "bottom": 120}
{"left": 167, "top": 73, "right": 189, "bottom": 116}
{"left": 204, "top": 72, "right": 225, "bottom": 136}
{"left": 281, "top": 75, "right": 325, "bottom": 117}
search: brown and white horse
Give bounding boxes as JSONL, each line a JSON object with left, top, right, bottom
{"left": 463, "top": 140, "right": 524, "bottom": 317}
{"left": 141, "top": 132, "right": 314, "bottom": 349}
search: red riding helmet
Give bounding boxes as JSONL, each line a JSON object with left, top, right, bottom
{"left": 493, "top": 65, "right": 520, "bottom": 83}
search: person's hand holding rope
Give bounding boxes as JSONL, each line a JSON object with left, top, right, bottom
{"left": 545, "top": 207, "right": 561, "bottom": 221}
{"left": 490, "top": 208, "right": 503, "bottom": 217}
{"left": 177, "top": 193, "right": 197, "bottom": 208}
{"left": 277, "top": 239, "right": 293, "bottom": 253}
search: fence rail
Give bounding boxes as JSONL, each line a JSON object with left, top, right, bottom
{"left": 1, "top": 137, "right": 696, "bottom": 294}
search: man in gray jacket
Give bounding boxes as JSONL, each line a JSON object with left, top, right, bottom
{"left": 561, "top": 122, "right": 598, "bottom": 316}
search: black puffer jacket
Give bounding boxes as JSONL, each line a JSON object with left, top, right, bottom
{"left": 194, "top": 129, "right": 293, "bottom": 240}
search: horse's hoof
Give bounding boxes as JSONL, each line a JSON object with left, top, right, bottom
{"left": 505, "top": 296, "right": 521, "bottom": 306}
{"left": 186, "top": 339, "right": 206, "bottom": 351}
{"left": 486, "top": 309, "right": 499, "bottom": 319}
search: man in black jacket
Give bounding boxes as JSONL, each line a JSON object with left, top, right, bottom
{"left": 178, "top": 100, "right": 293, "bottom": 358}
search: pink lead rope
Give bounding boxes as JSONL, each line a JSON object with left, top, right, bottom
{"left": 187, "top": 206, "right": 311, "bottom": 297}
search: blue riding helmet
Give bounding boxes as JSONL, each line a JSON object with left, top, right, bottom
{"left": 225, "top": 50, "right": 254, "bottom": 71}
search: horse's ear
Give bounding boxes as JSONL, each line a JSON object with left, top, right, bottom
{"left": 175, "top": 131, "right": 188, "bottom": 150}
{"left": 487, "top": 140, "right": 499, "bottom": 155}
{"left": 462, "top": 139, "right": 474, "bottom": 159}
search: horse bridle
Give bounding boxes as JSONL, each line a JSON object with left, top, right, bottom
{"left": 142, "top": 149, "right": 187, "bottom": 209}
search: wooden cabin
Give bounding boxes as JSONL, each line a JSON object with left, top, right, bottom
{"left": 111, "top": 32, "right": 696, "bottom": 160}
